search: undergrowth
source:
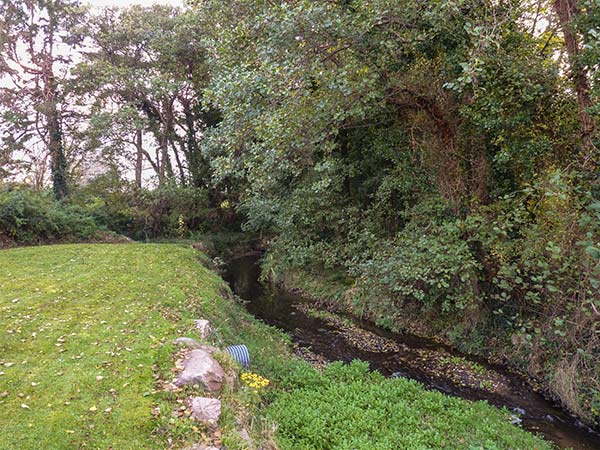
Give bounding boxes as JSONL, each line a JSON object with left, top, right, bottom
{"left": 267, "top": 361, "right": 551, "bottom": 450}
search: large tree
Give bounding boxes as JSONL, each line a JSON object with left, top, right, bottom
{"left": 74, "top": 5, "right": 217, "bottom": 189}
{"left": 0, "top": 0, "right": 86, "bottom": 198}
{"left": 552, "top": 0, "right": 598, "bottom": 165}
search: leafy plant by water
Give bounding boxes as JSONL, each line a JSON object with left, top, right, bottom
{"left": 268, "top": 361, "right": 551, "bottom": 450}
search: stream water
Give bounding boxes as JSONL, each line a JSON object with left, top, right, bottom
{"left": 224, "top": 253, "right": 600, "bottom": 450}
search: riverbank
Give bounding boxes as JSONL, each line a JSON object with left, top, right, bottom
{"left": 0, "top": 243, "right": 552, "bottom": 449}
{"left": 225, "top": 252, "right": 600, "bottom": 449}
{"left": 0, "top": 243, "right": 289, "bottom": 449}
{"left": 271, "top": 264, "right": 600, "bottom": 432}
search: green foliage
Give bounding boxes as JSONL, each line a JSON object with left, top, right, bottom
{"left": 69, "top": 174, "right": 216, "bottom": 240}
{"left": 73, "top": 4, "right": 217, "bottom": 189}
{"left": 0, "top": 0, "right": 88, "bottom": 198}
{"left": 356, "top": 209, "right": 480, "bottom": 314}
{"left": 578, "top": 1, "right": 600, "bottom": 111}
{"left": 195, "top": 0, "right": 600, "bottom": 423}
{"left": 1, "top": 0, "right": 598, "bottom": 433}
{"left": 268, "top": 361, "right": 551, "bottom": 450}
{"left": 0, "top": 188, "right": 98, "bottom": 243}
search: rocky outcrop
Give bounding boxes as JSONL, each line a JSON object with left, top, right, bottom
{"left": 173, "top": 337, "right": 203, "bottom": 349}
{"left": 191, "top": 241, "right": 209, "bottom": 253}
{"left": 195, "top": 319, "right": 213, "bottom": 339}
{"left": 170, "top": 319, "right": 244, "bottom": 448}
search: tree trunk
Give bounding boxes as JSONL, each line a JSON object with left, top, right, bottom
{"left": 41, "top": 12, "right": 68, "bottom": 200}
{"left": 48, "top": 108, "right": 68, "bottom": 199}
{"left": 159, "top": 130, "right": 168, "bottom": 185}
{"left": 45, "top": 72, "right": 68, "bottom": 199}
{"left": 135, "top": 129, "right": 143, "bottom": 189}
{"left": 171, "top": 141, "right": 187, "bottom": 186}
{"left": 553, "top": 0, "right": 597, "bottom": 164}
{"left": 158, "top": 99, "right": 175, "bottom": 185}
{"left": 182, "top": 98, "right": 204, "bottom": 188}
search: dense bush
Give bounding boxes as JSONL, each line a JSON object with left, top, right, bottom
{"left": 69, "top": 173, "right": 229, "bottom": 240}
{"left": 0, "top": 188, "right": 98, "bottom": 244}
{"left": 264, "top": 169, "right": 600, "bottom": 422}
{"left": 0, "top": 180, "right": 233, "bottom": 244}
{"left": 268, "top": 361, "right": 551, "bottom": 450}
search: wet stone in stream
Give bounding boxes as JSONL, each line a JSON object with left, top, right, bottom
{"left": 292, "top": 343, "right": 328, "bottom": 368}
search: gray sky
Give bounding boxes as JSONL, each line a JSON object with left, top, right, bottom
{"left": 86, "top": 0, "right": 183, "bottom": 6}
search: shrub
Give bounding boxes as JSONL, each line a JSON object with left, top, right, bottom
{"left": 0, "top": 188, "right": 98, "bottom": 243}
{"left": 70, "top": 174, "right": 221, "bottom": 240}
{"left": 356, "top": 218, "right": 480, "bottom": 315}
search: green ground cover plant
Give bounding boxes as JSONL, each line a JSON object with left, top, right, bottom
{"left": 268, "top": 361, "right": 551, "bottom": 450}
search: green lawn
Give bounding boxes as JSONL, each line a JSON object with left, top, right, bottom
{"left": 0, "top": 243, "right": 288, "bottom": 450}
{"left": 0, "top": 243, "right": 552, "bottom": 450}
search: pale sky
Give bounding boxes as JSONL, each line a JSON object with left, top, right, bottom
{"left": 86, "top": 0, "right": 183, "bottom": 7}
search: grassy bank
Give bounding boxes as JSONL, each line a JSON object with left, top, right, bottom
{"left": 0, "top": 243, "right": 551, "bottom": 449}
{"left": 0, "top": 243, "right": 290, "bottom": 449}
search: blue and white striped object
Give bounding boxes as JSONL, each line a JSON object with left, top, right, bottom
{"left": 225, "top": 344, "right": 251, "bottom": 369}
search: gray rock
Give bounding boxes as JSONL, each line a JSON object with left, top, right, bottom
{"left": 195, "top": 319, "right": 213, "bottom": 339}
{"left": 509, "top": 414, "right": 522, "bottom": 425}
{"left": 173, "top": 338, "right": 218, "bottom": 354}
{"left": 189, "top": 396, "right": 222, "bottom": 425}
{"left": 238, "top": 428, "right": 252, "bottom": 444}
{"left": 175, "top": 349, "right": 226, "bottom": 391}
{"left": 191, "top": 241, "right": 208, "bottom": 253}
{"left": 198, "top": 344, "right": 219, "bottom": 354}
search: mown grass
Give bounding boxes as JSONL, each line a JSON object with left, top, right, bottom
{"left": 0, "top": 243, "right": 290, "bottom": 450}
{"left": 0, "top": 243, "right": 552, "bottom": 450}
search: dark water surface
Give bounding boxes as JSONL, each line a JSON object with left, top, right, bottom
{"left": 224, "top": 254, "right": 600, "bottom": 450}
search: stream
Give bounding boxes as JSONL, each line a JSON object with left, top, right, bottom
{"left": 224, "top": 253, "right": 600, "bottom": 450}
